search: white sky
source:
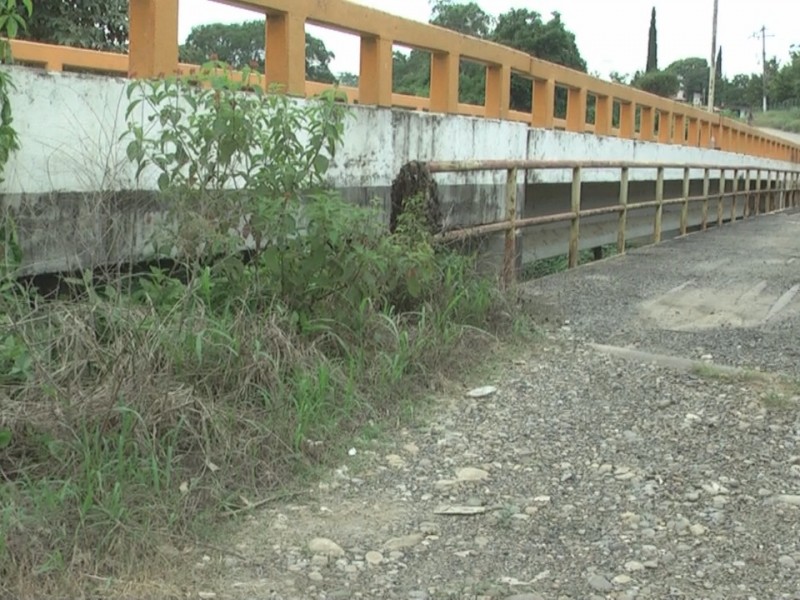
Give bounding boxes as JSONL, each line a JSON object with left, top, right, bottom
{"left": 178, "top": 0, "right": 798, "bottom": 80}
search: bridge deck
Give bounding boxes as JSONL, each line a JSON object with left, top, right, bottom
{"left": 525, "top": 208, "right": 800, "bottom": 376}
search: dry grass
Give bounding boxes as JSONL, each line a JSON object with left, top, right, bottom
{"left": 0, "top": 257, "right": 522, "bottom": 598}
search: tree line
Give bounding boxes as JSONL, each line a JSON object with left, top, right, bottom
{"left": 18, "top": 0, "right": 800, "bottom": 114}
{"left": 628, "top": 7, "right": 799, "bottom": 112}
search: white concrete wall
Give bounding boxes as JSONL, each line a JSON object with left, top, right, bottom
{"left": 1, "top": 66, "right": 797, "bottom": 275}
{"left": 4, "top": 66, "right": 795, "bottom": 197}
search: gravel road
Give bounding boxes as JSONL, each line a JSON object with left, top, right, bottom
{"left": 187, "top": 210, "right": 800, "bottom": 600}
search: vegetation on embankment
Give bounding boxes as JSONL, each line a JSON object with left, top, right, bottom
{"left": 0, "top": 64, "right": 529, "bottom": 598}
{"left": 752, "top": 108, "right": 800, "bottom": 134}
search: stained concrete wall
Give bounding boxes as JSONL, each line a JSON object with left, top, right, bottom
{"left": 1, "top": 66, "right": 797, "bottom": 276}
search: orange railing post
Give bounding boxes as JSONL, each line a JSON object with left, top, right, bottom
{"left": 532, "top": 78, "right": 555, "bottom": 128}
{"left": 430, "top": 51, "right": 460, "bottom": 114}
{"left": 594, "top": 94, "right": 612, "bottom": 136}
{"left": 359, "top": 35, "right": 393, "bottom": 107}
{"left": 485, "top": 64, "right": 511, "bottom": 120}
{"left": 265, "top": 10, "right": 306, "bottom": 95}
{"left": 129, "top": 0, "right": 178, "bottom": 78}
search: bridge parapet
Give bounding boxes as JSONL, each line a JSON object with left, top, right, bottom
{"left": 6, "top": 0, "right": 800, "bottom": 163}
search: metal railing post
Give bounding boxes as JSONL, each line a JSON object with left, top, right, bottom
{"left": 617, "top": 167, "right": 629, "bottom": 254}
{"left": 654, "top": 166, "right": 664, "bottom": 243}
{"left": 744, "top": 168, "right": 751, "bottom": 218}
{"left": 755, "top": 169, "right": 762, "bottom": 215}
{"left": 502, "top": 167, "right": 518, "bottom": 287}
{"left": 568, "top": 166, "right": 582, "bottom": 269}
{"left": 731, "top": 169, "right": 738, "bottom": 223}
{"left": 717, "top": 168, "right": 726, "bottom": 227}
{"left": 680, "top": 167, "right": 690, "bottom": 235}
{"left": 702, "top": 168, "right": 710, "bottom": 230}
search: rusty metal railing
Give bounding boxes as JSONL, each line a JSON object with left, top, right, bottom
{"left": 423, "top": 161, "right": 800, "bottom": 286}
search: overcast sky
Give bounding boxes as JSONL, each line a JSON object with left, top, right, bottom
{"left": 178, "top": 0, "right": 797, "bottom": 80}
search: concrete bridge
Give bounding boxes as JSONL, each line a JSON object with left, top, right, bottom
{"left": 2, "top": 0, "right": 800, "bottom": 278}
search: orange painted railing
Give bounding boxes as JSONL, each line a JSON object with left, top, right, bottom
{"left": 9, "top": 0, "right": 800, "bottom": 164}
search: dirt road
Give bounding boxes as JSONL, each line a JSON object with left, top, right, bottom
{"left": 181, "top": 210, "right": 800, "bottom": 600}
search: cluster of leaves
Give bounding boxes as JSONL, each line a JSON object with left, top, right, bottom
{"left": 179, "top": 20, "right": 338, "bottom": 84}
{"left": 18, "top": 0, "right": 127, "bottom": 52}
{"left": 0, "top": 0, "right": 32, "bottom": 182}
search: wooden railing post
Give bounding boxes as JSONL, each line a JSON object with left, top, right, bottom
{"left": 532, "top": 78, "right": 555, "bottom": 128}
{"left": 430, "top": 51, "right": 460, "bottom": 114}
{"left": 502, "top": 167, "right": 518, "bottom": 287}
{"left": 566, "top": 86, "right": 587, "bottom": 132}
{"left": 680, "top": 166, "right": 690, "bottom": 235}
{"left": 359, "top": 35, "right": 393, "bottom": 106}
{"left": 654, "top": 166, "right": 664, "bottom": 242}
{"left": 266, "top": 10, "right": 307, "bottom": 95}
{"left": 569, "top": 167, "right": 582, "bottom": 268}
{"left": 702, "top": 168, "right": 710, "bottom": 230}
{"left": 485, "top": 64, "right": 510, "bottom": 120}
{"left": 129, "top": 0, "right": 179, "bottom": 78}
{"left": 717, "top": 169, "right": 726, "bottom": 227}
{"left": 617, "top": 167, "right": 629, "bottom": 254}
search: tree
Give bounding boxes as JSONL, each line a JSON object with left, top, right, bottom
{"left": 665, "top": 57, "right": 709, "bottom": 102}
{"left": 430, "top": 0, "right": 493, "bottom": 37}
{"left": 646, "top": 7, "right": 658, "bottom": 73}
{"left": 20, "top": 0, "right": 128, "bottom": 52}
{"left": 632, "top": 70, "right": 680, "bottom": 98}
{"left": 338, "top": 72, "right": 359, "bottom": 87}
{"left": 715, "top": 47, "right": 723, "bottom": 80}
{"left": 430, "top": 0, "right": 492, "bottom": 104}
{"left": 492, "top": 9, "right": 587, "bottom": 111}
{"left": 179, "top": 20, "right": 337, "bottom": 83}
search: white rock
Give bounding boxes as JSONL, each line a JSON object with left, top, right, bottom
{"left": 383, "top": 533, "right": 424, "bottom": 551}
{"left": 466, "top": 385, "right": 497, "bottom": 398}
{"left": 624, "top": 560, "right": 645, "bottom": 572}
{"left": 365, "top": 551, "right": 384, "bottom": 565}
{"left": 308, "top": 537, "right": 345, "bottom": 557}
{"left": 455, "top": 467, "right": 489, "bottom": 481}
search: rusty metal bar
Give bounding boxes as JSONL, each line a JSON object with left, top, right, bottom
{"left": 680, "top": 167, "right": 690, "bottom": 235}
{"left": 744, "top": 168, "right": 751, "bottom": 218}
{"left": 568, "top": 166, "right": 581, "bottom": 269}
{"left": 654, "top": 166, "right": 664, "bottom": 243}
{"left": 755, "top": 169, "right": 762, "bottom": 215}
{"left": 502, "top": 167, "right": 518, "bottom": 287}
{"left": 702, "top": 168, "right": 710, "bottom": 230}
{"left": 426, "top": 159, "right": 800, "bottom": 174}
{"left": 617, "top": 167, "right": 629, "bottom": 254}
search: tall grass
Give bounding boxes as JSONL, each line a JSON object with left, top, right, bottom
{"left": 0, "top": 219, "right": 515, "bottom": 598}
{"left": 0, "top": 64, "right": 527, "bottom": 597}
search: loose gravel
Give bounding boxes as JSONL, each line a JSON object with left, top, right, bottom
{"left": 184, "top": 210, "right": 799, "bottom": 600}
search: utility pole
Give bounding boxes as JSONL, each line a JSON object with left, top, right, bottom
{"left": 707, "top": 0, "right": 719, "bottom": 112}
{"left": 759, "top": 25, "right": 768, "bottom": 112}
